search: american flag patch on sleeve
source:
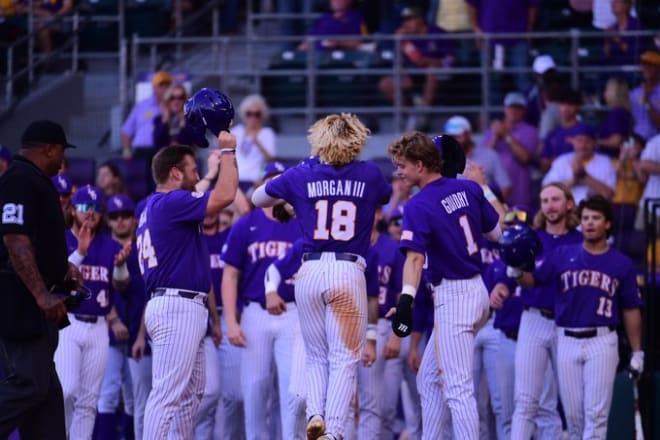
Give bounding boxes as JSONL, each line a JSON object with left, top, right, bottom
{"left": 401, "top": 230, "right": 413, "bottom": 241}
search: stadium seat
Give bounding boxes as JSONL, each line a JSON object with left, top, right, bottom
{"left": 106, "top": 158, "right": 150, "bottom": 202}
{"left": 261, "top": 58, "right": 307, "bottom": 108}
{"left": 66, "top": 158, "right": 96, "bottom": 189}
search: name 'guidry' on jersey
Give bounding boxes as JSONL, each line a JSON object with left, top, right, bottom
{"left": 264, "top": 160, "right": 392, "bottom": 256}
{"left": 400, "top": 178, "right": 499, "bottom": 281}
{"left": 137, "top": 190, "right": 211, "bottom": 294}
{"left": 533, "top": 244, "right": 642, "bottom": 327}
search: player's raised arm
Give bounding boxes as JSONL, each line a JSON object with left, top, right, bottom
{"left": 206, "top": 131, "right": 239, "bottom": 217}
{"left": 251, "top": 181, "right": 282, "bottom": 207}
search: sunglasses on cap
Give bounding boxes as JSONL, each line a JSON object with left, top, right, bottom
{"left": 75, "top": 203, "right": 103, "bottom": 213}
{"left": 108, "top": 211, "right": 134, "bottom": 221}
{"left": 504, "top": 210, "right": 527, "bottom": 224}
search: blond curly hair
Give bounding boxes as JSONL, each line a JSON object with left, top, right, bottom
{"left": 307, "top": 113, "right": 369, "bottom": 166}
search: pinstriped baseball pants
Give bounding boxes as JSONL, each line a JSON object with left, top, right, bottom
{"left": 418, "top": 275, "right": 490, "bottom": 440}
{"left": 294, "top": 254, "right": 367, "bottom": 439}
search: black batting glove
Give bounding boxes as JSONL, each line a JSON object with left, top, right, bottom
{"left": 392, "top": 293, "right": 414, "bottom": 337}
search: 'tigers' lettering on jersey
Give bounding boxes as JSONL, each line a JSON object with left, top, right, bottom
{"left": 247, "top": 240, "right": 293, "bottom": 263}
{"left": 559, "top": 270, "right": 619, "bottom": 296}
{"left": 79, "top": 264, "right": 110, "bottom": 282}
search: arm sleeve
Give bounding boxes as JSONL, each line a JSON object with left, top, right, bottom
{"left": 163, "top": 190, "right": 211, "bottom": 224}
{"left": 619, "top": 264, "right": 643, "bottom": 309}
{"left": 121, "top": 106, "right": 138, "bottom": 137}
{"left": 0, "top": 174, "right": 37, "bottom": 236}
{"left": 532, "top": 249, "right": 559, "bottom": 286}
{"left": 399, "top": 200, "right": 429, "bottom": 255}
{"left": 274, "top": 241, "right": 304, "bottom": 280}
{"left": 265, "top": 170, "right": 294, "bottom": 203}
{"left": 220, "top": 221, "right": 247, "bottom": 271}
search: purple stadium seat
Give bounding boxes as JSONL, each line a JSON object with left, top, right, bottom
{"left": 65, "top": 158, "right": 96, "bottom": 188}
{"left": 106, "top": 158, "right": 150, "bottom": 202}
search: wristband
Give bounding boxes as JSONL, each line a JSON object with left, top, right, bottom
{"left": 68, "top": 250, "right": 85, "bottom": 268}
{"left": 220, "top": 148, "right": 236, "bottom": 155}
{"left": 113, "top": 263, "right": 129, "bottom": 281}
{"left": 482, "top": 185, "right": 497, "bottom": 202}
{"left": 401, "top": 284, "right": 417, "bottom": 298}
{"left": 366, "top": 323, "right": 377, "bottom": 341}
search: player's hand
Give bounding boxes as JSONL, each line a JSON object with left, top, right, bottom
{"left": 463, "top": 161, "right": 487, "bottom": 186}
{"left": 111, "top": 319, "right": 129, "bottom": 342}
{"left": 132, "top": 336, "right": 146, "bottom": 360}
{"left": 266, "top": 292, "right": 287, "bottom": 315}
{"left": 489, "top": 283, "right": 510, "bottom": 309}
{"left": 77, "top": 220, "right": 94, "bottom": 255}
{"left": 65, "top": 263, "right": 84, "bottom": 291}
{"left": 218, "top": 131, "right": 236, "bottom": 150}
{"left": 227, "top": 320, "right": 247, "bottom": 347}
{"left": 211, "top": 321, "right": 222, "bottom": 347}
{"left": 37, "top": 292, "right": 67, "bottom": 323}
{"left": 383, "top": 334, "right": 401, "bottom": 360}
{"left": 392, "top": 294, "right": 414, "bottom": 337}
{"left": 362, "top": 340, "right": 376, "bottom": 367}
{"left": 113, "top": 242, "right": 132, "bottom": 267}
{"left": 630, "top": 351, "right": 644, "bottom": 378}
{"left": 407, "top": 343, "right": 421, "bottom": 374}
{"left": 506, "top": 266, "right": 523, "bottom": 279}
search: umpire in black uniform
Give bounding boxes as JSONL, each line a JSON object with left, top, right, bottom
{"left": 0, "top": 120, "right": 80, "bottom": 439}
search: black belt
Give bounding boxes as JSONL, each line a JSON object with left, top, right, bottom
{"left": 564, "top": 326, "right": 616, "bottom": 339}
{"left": 525, "top": 306, "right": 554, "bottom": 320}
{"left": 74, "top": 314, "right": 99, "bottom": 323}
{"left": 152, "top": 288, "right": 208, "bottom": 305}
{"left": 302, "top": 252, "right": 360, "bottom": 263}
{"left": 504, "top": 331, "right": 518, "bottom": 341}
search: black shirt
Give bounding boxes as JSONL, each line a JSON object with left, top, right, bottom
{"left": 0, "top": 155, "right": 68, "bottom": 339}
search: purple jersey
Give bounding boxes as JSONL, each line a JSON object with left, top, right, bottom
{"left": 521, "top": 229, "right": 583, "bottom": 310}
{"left": 400, "top": 178, "right": 499, "bottom": 282}
{"left": 486, "top": 259, "right": 524, "bottom": 333}
{"left": 221, "top": 209, "right": 301, "bottom": 305}
{"left": 205, "top": 228, "right": 230, "bottom": 309}
{"left": 66, "top": 230, "right": 120, "bottom": 316}
{"left": 136, "top": 190, "right": 212, "bottom": 294}
{"left": 371, "top": 233, "right": 404, "bottom": 318}
{"left": 480, "top": 238, "right": 501, "bottom": 267}
{"left": 264, "top": 160, "right": 391, "bottom": 257}
{"left": 533, "top": 244, "right": 642, "bottom": 327}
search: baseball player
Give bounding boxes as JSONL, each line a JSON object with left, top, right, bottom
{"left": 509, "top": 195, "right": 643, "bottom": 439}
{"left": 387, "top": 132, "right": 501, "bottom": 440}
{"left": 251, "top": 114, "right": 392, "bottom": 440}
{"left": 96, "top": 194, "right": 140, "bottom": 439}
{"left": 509, "top": 183, "right": 582, "bottom": 440}
{"left": 138, "top": 136, "right": 238, "bottom": 438}
{"left": 222, "top": 162, "right": 306, "bottom": 440}
{"left": 55, "top": 185, "right": 132, "bottom": 439}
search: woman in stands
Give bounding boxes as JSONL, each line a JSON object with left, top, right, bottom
{"left": 153, "top": 84, "right": 194, "bottom": 149}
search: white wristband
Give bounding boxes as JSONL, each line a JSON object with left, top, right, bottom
{"left": 113, "top": 263, "right": 129, "bottom": 281}
{"left": 68, "top": 250, "right": 85, "bottom": 268}
{"left": 264, "top": 264, "right": 282, "bottom": 295}
{"left": 366, "top": 324, "right": 377, "bottom": 341}
{"left": 482, "top": 185, "right": 497, "bottom": 202}
{"left": 401, "top": 284, "right": 417, "bottom": 298}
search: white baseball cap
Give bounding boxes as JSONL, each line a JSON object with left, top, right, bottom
{"left": 532, "top": 55, "right": 556, "bottom": 75}
{"left": 444, "top": 116, "right": 471, "bottom": 135}
{"left": 504, "top": 92, "right": 527, "bottom": 107}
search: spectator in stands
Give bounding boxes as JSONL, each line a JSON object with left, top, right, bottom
{"left": 444, "top": 115, "right": 512, "bottom": 199}
{"left": 378, "top": 6, "right": 454, "bottom": 131}
{"left": 34, "top": 0, "right": 73, "bottom": 54}
{"left": 121, "top": 71, "right": 172, "bottom": 160}
{"left": 526, "top": 55, "right": 558, "bottom": 127}
{"left": 482, "top": 92, "right": 538, "bottom": 207}
{"left": 427, "top": 0, "right": 472, "bottom": 65}
{"left": 153, "top": 84, "right": 193, "bottom": 149}
{"left": 96, "top": 161, "right": 126, "bottom": 198}
{"left": 543, "top": 124, "right": 616, "bottom": 204}
{"left": 597, "top": 77, "right": 632, "bottom": 158}
{"left": 232, "top": 94, "right": 276, "bottom": 192}
{"left": 540, "top": 87, "right": 585, "bottom": 171}
{"left": 592, "top": 0, "right": 637, "bottom": 30}
{"left": 630, "top": 51, "right": 660, "bottom": 141}
{"left": 298, "top": 0, "right": 367, "bottom": 51}
{"left": 636, "top": 133, "right": 660, "bottom": 229}
{"left": 278, "top": 0, "right": 326, "bottom": 43}
{"left": 612, "top": 133, "right": 646, "bottom": 228}
{"left": 0, "top": 145, "right": 12, "bottom": 176}
{"left": 602, "top": 0, "right": 641, "bottom": 67}
{"left": 467, "top": 0, "right": 539, "bottom": 95}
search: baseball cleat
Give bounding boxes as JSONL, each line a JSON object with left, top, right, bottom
{"left": 306, "top": 415, "right": 325, "bottom": 440}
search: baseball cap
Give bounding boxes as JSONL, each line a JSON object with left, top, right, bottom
{"left": 389, "top": 206, "right": 404, "bottom": 221}
{"left": 152, "top": 71, "right": 173, "bottom": 86}
{"left": 106, "top": 194, "right": 135, "bottom": 215}
{"left": 51, "top": 173, "right": 73, "bottom": 194}
{"left": 21, "top": 120, "right": 77, "bottom": 149}
{"left": 443, "top": 116, "right": 471, "bottom": 135}
{"left": 640, "top": 50, "right": 660, "bottom": 66}
{"left": 72, "top": 185, "right": 105, "bottom": 212}
{"left": 263, "top": 161, "right": 287, "bottom": 179}
{"left": 556, "top": 87, "right": 583, "bottom": 106}
{"left": 400, "top": 6, "right": 423, "bottom": 20}
{"left": 532, "top": 55, "right": 556, "bottom": 75}
{"left": 0, "top": 145, "right": 11, "bottom": 162}
{"left": 572, "top": 123, "right": 596, "bottom": 139}
{"left": 504, "top": 92, "right": 527, "bottom": 107}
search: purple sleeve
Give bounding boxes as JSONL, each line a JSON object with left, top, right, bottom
{"left": 121, "top": 105, "right": 138, "bottom": 137}
{"left": 399, "top": 199, "right": 429, "bottom": 255}
{"left": 274, "top": 241, "right": 304, "bottom": 280}
{"left": 607, "top": 108, "right": 632, "bottom": 137}
{"left": 163, "top": 190, "right": 210, "bottom": 224}
{"left": 220, "top": 220, "right": 247, "bottom": 270}
{"left": 371, "top": 163, "right": 393, "bottom": 204}
{"left": 619, "top": 265, "right": 643, "bottom": 309}
{"left": 365, "top": 248, "right": 380, "bottom": 298}
{"left": 265, "top": 169, "right": 294, "bottom": 203}
{"left": 532, "top": 248, "right": 559, "bottom": 286}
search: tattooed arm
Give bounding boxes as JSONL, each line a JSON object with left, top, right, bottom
{"left": 3, "top": 234, "right": 67, "bottom": 322}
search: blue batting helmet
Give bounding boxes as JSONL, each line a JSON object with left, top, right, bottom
{"left": 184, "top": 88, "right": 234, "bottom": 148}
{"left": 499, "top": 223, "right": 542, "bottom": 272}
{"left": 432, "top": 135, "right": 466, "bottom": 178}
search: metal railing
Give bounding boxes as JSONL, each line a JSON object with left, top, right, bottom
{"left": 123, "top": 29, "right": 655, "bottom": 130}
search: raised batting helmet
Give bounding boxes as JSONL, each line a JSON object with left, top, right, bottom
{"left": 432, "top": 135, "right": 466, "bottom": 178}
{"left": 499, "top": 223, "right": 542, "bottom": 272}
{"left": 184, "top": 88, "right": 234, "bottom": 148}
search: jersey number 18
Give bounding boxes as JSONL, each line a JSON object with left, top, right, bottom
{"left": 313, "top": 200, "right": 357, "bottom": 241}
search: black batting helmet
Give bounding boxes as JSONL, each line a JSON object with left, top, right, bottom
{"left": 432, "top": 135, "right": 466, "bottom": 178}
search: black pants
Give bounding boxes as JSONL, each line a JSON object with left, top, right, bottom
{"left": 0, "top": 322, "right": 66, "bottom": 440}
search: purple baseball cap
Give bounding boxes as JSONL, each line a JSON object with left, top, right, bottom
{"left": 389, "top": 205, "right": 404, "bottom": 220}
{"left": 572, "top": 123, "right": 596, "bottom": 139}
{"left": 263, "top": 161, "right": 287, "bottom": 179}
{"left": 0, "top": 145, "right": 12, "bottom": 162}
{"left": 106, "top": 194, "right": 135, "bottom": 215}
{"left": 51, "top": 173, "right": 73, "bottom": 194}
{"left": 72, "top": 185, "right": 105, "bottom": 211}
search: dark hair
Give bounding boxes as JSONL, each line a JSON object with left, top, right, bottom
{"left": 99, "top": 161, "right": 122, "bottom": 178}
{"left": 152, "top": 144, "right": 196, "bottom": 184}
{"left": 387, "top": 131, "right": 442, "bottom": 173}
{"left": 578, "top": 195, "right": 615, "bottom": 236}
{"left": 556, "top": 87, "right": 583, "bottom": 106}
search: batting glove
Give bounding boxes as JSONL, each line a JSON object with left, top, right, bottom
{"left": 392, "top": 294, "right": 414, "bottom": 337}
{"left": 630, "top": 351, "right": 644, "bottom": 377}
{"left": 506, "top": 266, "right": 523, "bottom": 279}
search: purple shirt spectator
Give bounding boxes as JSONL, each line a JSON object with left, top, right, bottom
{"left": 542, "top": 122, "right": 590, "bottom": 160}
{"left": 309, "top": 9, "right": 366, "bottom": 50}
{"left": 630, "top": 84, "right": 660, "bottom": 140}
{"left": 597, "top": 106, "right": 632, "bottom": 157}
{"left": 466, "top": 0, "right": 540, "bottom": 45}
{"left": 403, "top": 25, "right": 454, "bottom": 66}
{"left": 603, "top": 17, "right": 641, "bottom": 66}
{"left": 121, "top": 95, "right": 160, "bottom": 149}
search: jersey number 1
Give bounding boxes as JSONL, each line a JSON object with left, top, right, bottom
{"left": 458, "top": 215, "right": 479, "bottom": 255}
{"left": 136, "top": 229, "right": 158, "bottom": 275}
{"left": 313, "top": 200, "right": 357, "bottom": 241}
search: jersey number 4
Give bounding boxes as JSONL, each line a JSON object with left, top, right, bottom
{"left": 313, "top": 200, "right": 357, "bottom": 241}
{"left": 136, "top": 229, "right": 159, "bottom": 275}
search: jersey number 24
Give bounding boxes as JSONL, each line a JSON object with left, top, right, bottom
{"left": 136, "top": 229, "right": 159, "bottom": 275}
